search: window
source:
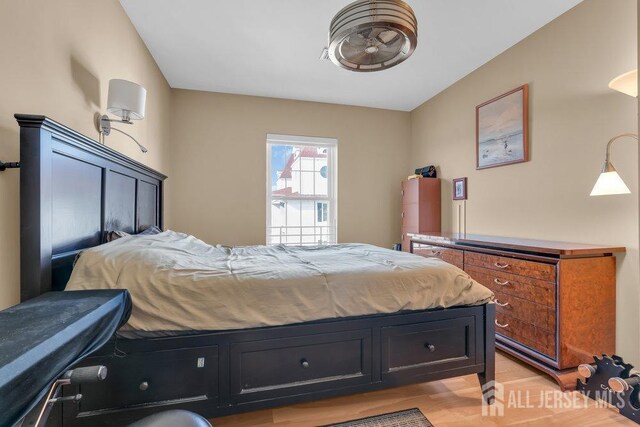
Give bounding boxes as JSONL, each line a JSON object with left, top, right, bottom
{"left": 267, "top": 134, "right": 337, "bottom": 246}
{"left": 317, "top": 202, "right": 328, "bottom": 223}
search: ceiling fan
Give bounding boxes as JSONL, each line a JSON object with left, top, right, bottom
{"left": 321, "top": 0, "right": 418, "bottom": 72}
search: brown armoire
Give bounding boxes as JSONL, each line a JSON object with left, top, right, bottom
{"left": 401, "top": 178, "right": 441, "bottom": 251}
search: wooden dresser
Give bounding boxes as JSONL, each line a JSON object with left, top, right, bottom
{"left": 401, "top": 178, "right": 441, "bottom": 251}
{"left": 409, "top": 233, "right": 625, "bottom": 390}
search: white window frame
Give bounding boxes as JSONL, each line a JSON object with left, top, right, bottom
{"left": 266, "top": 133, "right": 338, "bottom": 245}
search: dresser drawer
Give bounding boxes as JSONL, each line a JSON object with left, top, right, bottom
{"left": 381, "top": 317, "right": 477, "bottom": 381}
{"left": 230, "top": 330, "right": 371, "bottom": 402}
{"left": 495, "top": 312, "right": 556, "bottom": 358}
{"left": 465, "top": 265, "right": 555, "bottom": 308}
{"left": 412, "top": 243, "right": 464, "bottom": 269}
{"left": 465, "top": 251, "right": 556, "bottom": 282}
{"left": 494, "top": 290, "right": 555, "bottom": 332}
{"left": 72, "top": 346, "right": 219, "bottom": 413}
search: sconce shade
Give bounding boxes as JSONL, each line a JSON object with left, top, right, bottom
{"left": 107, "top": 79, "right": 146, "bottom": 121}
{"left": 608, "top": 69, "right": 637, "bottom": 97}
{"left": 590, "top": 162, "right": 631, "bottom": 196}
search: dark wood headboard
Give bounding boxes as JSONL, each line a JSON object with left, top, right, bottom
{"left": 16, "top": 114, "right": 167, "bottom": 301}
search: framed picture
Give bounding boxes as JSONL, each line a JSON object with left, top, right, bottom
{"left": 476, "top": 84, "right": 528, "bottom": 169}
{"left": 453, "top": 177, "right": 467, "bottom": 200}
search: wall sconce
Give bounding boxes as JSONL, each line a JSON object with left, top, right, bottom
{"left": 590, "top": 133, "right": 637, "bottom": 196}
{"left": 590, "top": 69, "right": 638, "bottom": 196}
{"left": 97, "top": 79, "right": 148, "bottom": 153}
{"left": 608, "top": 69, "right": 637, "bottom": 97}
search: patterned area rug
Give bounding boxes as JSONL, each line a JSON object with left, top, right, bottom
{"left": 322, "top": 408, "right": 434, "bottom": 427}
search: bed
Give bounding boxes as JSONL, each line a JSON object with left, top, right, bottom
{"left": 16, "top": 114, "right": 496, "bottom": 426}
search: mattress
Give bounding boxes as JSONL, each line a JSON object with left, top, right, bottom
{"left": 65, "top": 231, "right": 494, "bottom": 337}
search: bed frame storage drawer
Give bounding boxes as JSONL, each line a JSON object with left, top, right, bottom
{"left": 230, "top": 330, "right": 372, "bottom": 402}
{"left": 58, "top": 306, "right": 494, "bottom": 425}
{"left": 69, "top": 346, "right": 219, "bottom": 416}
{"left": 381, "top": 317, "right": 478, "bottom": 383}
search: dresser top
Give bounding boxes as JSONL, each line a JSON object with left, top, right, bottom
{"left": 408, "top": 232, "right": 625, "bottom": 257}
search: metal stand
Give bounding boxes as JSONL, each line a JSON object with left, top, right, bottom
{"left": 577, "top": 354, "right": 640, "bottom": 424}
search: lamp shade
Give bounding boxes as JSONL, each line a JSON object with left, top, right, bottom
{"left": 107, "top": 79, "right": 146, "bottom": 121}
{"left": 590, "top": 163, "right": 631, "bottom": 196}
{"left": 608, "top": 69, "right": 637, "bottom": 97}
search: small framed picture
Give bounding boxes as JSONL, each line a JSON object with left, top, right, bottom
{"left": 453, "top": 177, "right": 467, "bottom": 200}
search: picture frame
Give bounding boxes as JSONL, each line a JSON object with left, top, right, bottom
{"left": 453, "top": 177, "right": 467, "bottom": 200}
{"left": 476, "top": 84, "right": 529, "bottom": 169}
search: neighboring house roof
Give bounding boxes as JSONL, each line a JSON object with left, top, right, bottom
{"left": 278, "top": 154, "right": 295, "bottom": 179}
{"left": 272, "top": 187, "right": 298, "bottom": 196}
{"left": 278, "top": 147, "right": 327, "bottom": 180}
{"left": 300, "top": 147, "right": 327, "bottom": 159}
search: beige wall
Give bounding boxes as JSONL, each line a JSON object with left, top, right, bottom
{"left": 169, "top": 90, "right": 410, "bottom": 248}
{"left": 0, "top": 0, "right": 172, "bottom": 309}
{"left": 410, "top": 0, "right": 639, "bottom": 363}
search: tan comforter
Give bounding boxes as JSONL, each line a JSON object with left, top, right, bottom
{"left": 65, "top": 231, "right": 493, "bottom": 336}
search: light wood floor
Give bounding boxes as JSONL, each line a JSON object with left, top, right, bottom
{"left": 212, "top": 352, "right": 635, "bottom": 426}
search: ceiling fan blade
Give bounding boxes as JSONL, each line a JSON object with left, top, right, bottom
{"left": 350, "top": 51, "right": 372, "bottom": 64}
{"left": 376, "top": 30, "right": 397, "bottom": 44}
{"left": 340, "top": 42, "right": 366, "bottom": 59}
{"left": 366, "top": 27, "right": 385, "bottom": 40}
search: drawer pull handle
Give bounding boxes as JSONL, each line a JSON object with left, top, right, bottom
{"left": 495, "top": 320, "right": 509, "bottom": 329}
{"left": 424, "top": 343, "right": 436, "bottom": 352}
{"left": 494, "top": 278, "right": 510, "bottom": 286}
{"left": 495, "top": 300, "right": 510, "bottom": 307}
{"left": 494, "top": 262, "right": 510, "bottom": 269}
{"left": 430, "top": 251, "right": 442, "bottom": 256}
{"left": 301, "top": 359, "right": 310, "bottom": 369}
{"left": 139, "top": 381, "right": 149, "bottom": 391}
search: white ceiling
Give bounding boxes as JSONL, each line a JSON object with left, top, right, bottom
{"left": 121, "top": 0, "right": 583, "bottom": 111}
